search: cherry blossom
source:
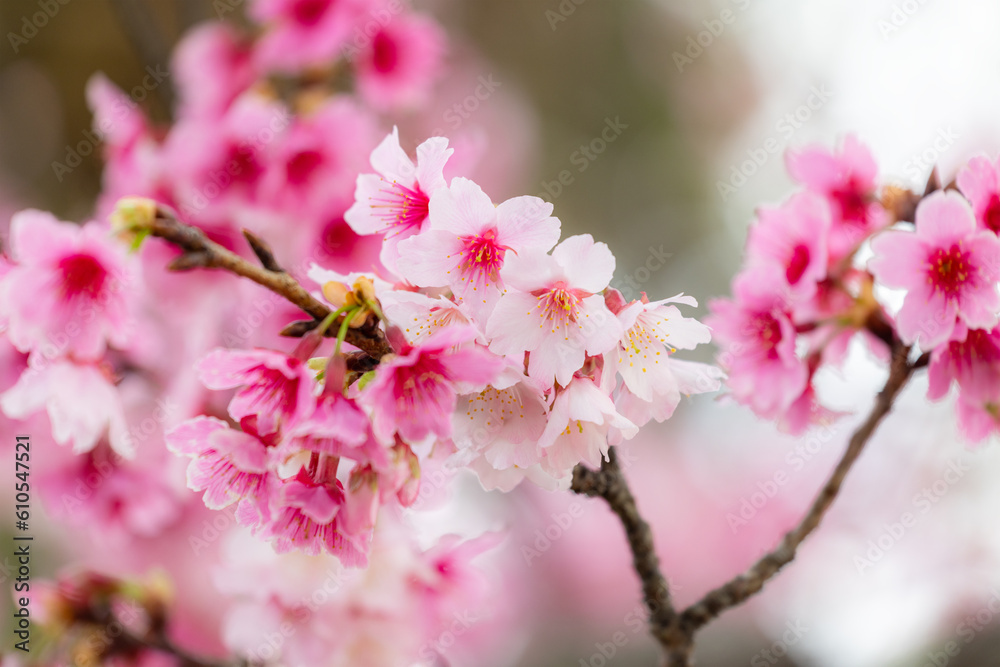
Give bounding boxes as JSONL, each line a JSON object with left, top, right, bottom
{"left": 1, "top": 210, "right": 132, "bottom": 360}
{"left": 869, "top": 190, "right": 1000, "bottom": 349}
{"left": 397, "top": 177, "right": 560, "bottom": 322}
{"left": 345, "top": 127, "right": 453, "bottom": 273}
{"left": 487, "top": 234, "right": 622, "bottom": 388}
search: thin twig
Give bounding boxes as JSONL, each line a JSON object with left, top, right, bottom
{"left": 147, "top": 209, "right": 393, "bottom": 360}
{"left": 678, "top": 342, "right": 915, "bottom": 633}
{"left": 571, "top": 448, "right": 687, "bottom": 661}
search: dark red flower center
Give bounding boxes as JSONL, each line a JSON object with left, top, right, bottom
{"left": 286, "top": 150, "right": 324, "bottom": 186}
{"left": 831, "top": 178, "right": 868, "bottom": 221}
{"left": 983, "top": 193, "right": 1000, "bottom": 233}
{"left": 786, "top": 244, "right": 811, "bottom": 285}
{"left": 59, "top": 253, "right": 108, "bottom": 300}
{"left": 292, "top": 0, "right": 329, "bottom": 27}
{"left": 928, "top": 243, "right": 973, "bottom": 296}
{"left": 372, "top": 30, "right": 399, "bottom": 74}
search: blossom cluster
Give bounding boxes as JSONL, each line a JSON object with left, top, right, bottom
{"left": 162, "top": 123, "right": 722, "bottom": 564}
{"left": 0, "top": 1, "right": 520, "bottom": 664}
{"left": 708, "top": 136, "right": 1000, "bottom": 441}
{"left": 0, "top": 0, "right": 719, "bottom": 625}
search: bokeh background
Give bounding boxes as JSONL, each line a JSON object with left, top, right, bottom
{"left": 3, "top": 0, "right": 1000, "bottom": 665}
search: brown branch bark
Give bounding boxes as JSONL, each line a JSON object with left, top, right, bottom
{"left": 147, "top": 209, "right": 393, "bottom": 360}
{"left": 678, "top": 342, "right": 914, "bottom": 634}
{"left": 571, "top": 448, "right": 689, "bottom": 664}
{"left": 573, "top": 343, "right": 916, "bottom": 666}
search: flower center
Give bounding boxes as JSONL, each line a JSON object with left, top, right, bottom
{"left": 286, "top": 150, "right": 324, "bottom": 186}
{"left": 751, "top": 312, "right": 783, "bottom": 357}
{"left": 458, "top": 229, "right": 507, "bottom": 287}
{"left": 292, "top": 0, "right": 329, "bottom": 27}
{"left": 831, "top": 178, "right": 868, "bottom": 221}
{"left": 785, "top": 244, "right": 811, "bottom": 285}
{"left": 928, "top": 243, "right": 973, "bottom": 296}
{"left": 58, "top": 253, "right": 108, "bottom": 300}
{"left": 533, "top": 282, "right": 584, "bottom": 336}
{"left": 984, "top": 193, "right": 1000, "bottom": 233}
{"left": 369, "top": 181, "right": 429, "bottom": 237}
{"left": 372, "top": 30, "right": 399, "bottom": 74}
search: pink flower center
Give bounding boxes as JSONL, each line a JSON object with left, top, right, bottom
{"left": 286, "top": 149, "right": 324, "bottom": 186}
{"left": 533, "top": 282, "right": 585, "bottom": 336}
{"left": 983, "top": 193, "right": 1000, "bottom": 233}
{"left": 292, "top": 0, "right": 329, "bottom": 27}
{"left": 751, "top": 312, "right": 783, "bottom": 357}
{"left": 831, "top": 178, "right": 868, "bottom": 221}
{"left": 223, "top": 143, "right": 262, "bottom": 185}
{"left": 369, "top": 181, "right": 430, "bottom": 237}
{"left": 457, "top": 229, "right": 508, "bottom": 287}
{"left": 318, "top": 217, "right": 362, "bottom": 261}
{"left": 785, "top": 244, "right": 811, "bottom": 285}
{"left": 58, "top": 253, "right": 108, "bottom": 300}
{"left": 372, "top": 30, "right": 399, "bottom": 74}
{"left": 395, "top": 358, "right": 449, "bottom": 410}
{"left": 950, "top": 329, "right": 1000, "bottom": 366}
{"left": 927, "top": 243, "right": 973, "bottom": 296}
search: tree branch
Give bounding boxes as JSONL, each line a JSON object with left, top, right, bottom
{"left": 147, "top": 208, "right": 393, "bottom": 361}
{"left": 678, "top": 342, "right": 915, "bottom": 634}
{"left": 571, "top": 448, "right": 688, "bottom": 663}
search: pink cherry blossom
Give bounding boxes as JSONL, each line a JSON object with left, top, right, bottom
{"left": 344, "top": 127, "right": 452, "bottom": 273}
{"left": 746, "top": 191, "right": 830, "bottom": 301}
{"left": 397, "top": 177, "right": 561, "bottom": 322}
{"left": 486, "top": 234, "right": 623, "bottom": 388}
{"left": 1, "top": 210, "right": 133, "bottom": 360}
{"left": 1, "top": 360, "right": 132, "bottom": 457}
{"left": 537, "top": 376, "right": 637, "bottom": 478}
{"left": 354, "top": 10, "right": 446, "bottom": 111}
{"left": 198, "top": 348, "right": 316, "bottom": 436}
{"left": 281, "top": 390, "right": 389, "bottom": 469}
{"left": 163, "top": 94, "right": 289, "bottom": 226}
{"left": 263, "top": 471, "right": 367, "bottom": 563}
{"left": 603, "top": 293, "right": 722, "bottom": 428}
{"left": 957, "top": 154, "right": 1000, "bottom": 234}
{"left": 927, "top": 324, "right": 1000, "bottom": 402}
{"left": 706, "top": 267, "right": 809, "bottom": 419}
{"left": 452, "top": 363, "right": 549, "bottom": 490}
{"left": 172, "top": 23, "right": 256, "bottom": 120}
{"left": 380, "top": 289, "right": 479, "bottom": 345}
{"left": 955, "top": 394, "right": 1000, "bottom": 444}
{"left": 869, "top": 190, "right": 1000, "bottom": 349}
{"left": 360, "top": 325, "right": 503, "bottom": 444}
{"left": 250, "top": 0, "right": 365, "bottom": 72}
{"left": 38, "top": 449, "right": 181, "bottom": 539}
{"left": 258, "top": 98, "right": 377, "bottom": 224}
{"left": 786, "top": 134, "right": 887, "bottom": 260}
{"left": 166, "top": 416, "right": 273, "bottom": 510}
